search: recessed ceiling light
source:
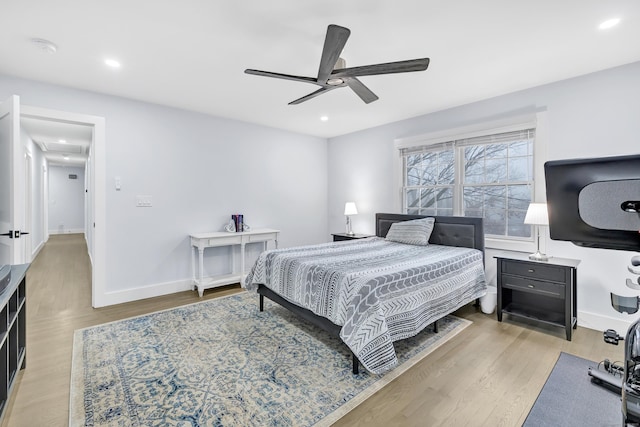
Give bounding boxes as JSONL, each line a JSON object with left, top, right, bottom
{"left": 58, "top": 139, "right": 66, "bottom": 143}
{"left": 599, "top": 18, "right": 621, "bottom": 30}
{"left": 63, "top": 155, "right": 70, "bottom": 160}
{"left": 104, "top": 58, "right": 121, "bottom": 68}
{"left": 31, "top": 38, "right": 57, "bottom": 54}
{"left": 320, "top": 116, "right": 329, "bottom": 122}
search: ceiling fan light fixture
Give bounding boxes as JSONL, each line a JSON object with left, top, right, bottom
{"left": 245, "top": 24, "right": 430, "bottom": 105}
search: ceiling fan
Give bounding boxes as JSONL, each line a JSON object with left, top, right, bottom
{"left": 245, "top": 24, "right": 430, "bottom": 105}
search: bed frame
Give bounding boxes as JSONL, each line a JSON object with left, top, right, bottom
{"left": 257, "top": 213, "right": 485, "bottom": 374}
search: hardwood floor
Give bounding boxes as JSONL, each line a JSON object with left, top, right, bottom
{"left": 1, "top": 234, "right": 624, "bottom": 426}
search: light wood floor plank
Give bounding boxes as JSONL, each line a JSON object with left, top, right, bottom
{"left": 0, "top": 234, "right": 624, "bottom": 426}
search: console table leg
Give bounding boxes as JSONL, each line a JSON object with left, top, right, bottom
{"left": 197, "top": 248, "right": 205, "bottom": 297}
{"left": 259, "top": 294, "right": 264, "bottom": 312}
{"left": 240, "top": 243, "right": 246, "bottom": 286}
{"left": 190, "top": 246, "right": 196, "bottom": 290}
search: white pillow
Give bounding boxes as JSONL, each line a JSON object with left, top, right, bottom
{"left": 385, "top": 217, "right": 435, "bottom": 246}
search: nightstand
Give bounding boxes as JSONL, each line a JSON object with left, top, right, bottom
{"left": 332, "top": 233, "right": 374, "bottom": 242}
{"left": 496, "top": 253, "right": 580, "bottom": 341}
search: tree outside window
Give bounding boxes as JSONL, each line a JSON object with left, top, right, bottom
{"left": 402, "top": 130, "right": 535, "bottom": 240}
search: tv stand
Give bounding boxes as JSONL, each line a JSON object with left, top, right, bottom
{"left": 0, "top": 264, "right": 28, "bottom": 424}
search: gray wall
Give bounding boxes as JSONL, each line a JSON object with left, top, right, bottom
{"left": 327, "top": 60, "right": 640, "bottom": 331}
{"left": 0, "top": 73, "right": 328, "bottom": 300}
{"left": 48, "top": 165, "right": 85, "bottom": 234}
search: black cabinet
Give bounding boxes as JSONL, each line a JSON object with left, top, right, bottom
{"left": 0, "top": 264, "right": 28, "bottom": 423}
{"left": 496, "top": 254, "right": 579, "bottom": 341}
{"left": 332, "top": 233, "right": 374, "bottom": 242}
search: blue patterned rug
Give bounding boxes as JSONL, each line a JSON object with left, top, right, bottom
{"left": 70, "top": 291, "right": 470, "bottom": 426}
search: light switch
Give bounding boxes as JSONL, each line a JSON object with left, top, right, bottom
{"left": 115, "top": 176, "right": 122, "bottom": 190}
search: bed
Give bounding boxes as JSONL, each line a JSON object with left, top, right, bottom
{"left": 244, "top": 213, "right": 487, "bottom": 375}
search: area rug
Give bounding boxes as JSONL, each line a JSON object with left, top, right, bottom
{"left": 70, "top": 291, "right": 471, "bottom": 426}
{"left": 523, "top": 352, "right": 620, "bottom": 427}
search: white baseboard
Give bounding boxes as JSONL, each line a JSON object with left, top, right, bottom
{"left": 97, "top": 278, "right": 198, "bottom": 307}
{"left": 578, "top": 309, "right": 637, "bottom": 334}
{"left": 49, "top": 228, "right": 84, "bottom": 235}
{"left": 31, "top": 240, "right": 45, "bottom": 259}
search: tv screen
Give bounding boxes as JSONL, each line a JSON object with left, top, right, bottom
{"left": 544, "top": 154, "right": 640, "bottom": 252}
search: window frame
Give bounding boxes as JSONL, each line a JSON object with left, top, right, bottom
{"left": 394, "top": 112, "right": 548, "bottom": 252}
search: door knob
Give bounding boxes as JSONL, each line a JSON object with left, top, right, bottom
{"left": 0, "top": 231, "right": 30, "bottom": 238}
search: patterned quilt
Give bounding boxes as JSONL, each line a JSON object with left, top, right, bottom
{"left": 244, "top": 237, "right": 486, "bottom": 374}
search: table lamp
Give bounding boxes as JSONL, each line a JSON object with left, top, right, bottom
{"left": 344, "top": 202, "right": 358, "bottom": 235}
{"left": 524, "top": 202, "right": 549, "bottom": 261}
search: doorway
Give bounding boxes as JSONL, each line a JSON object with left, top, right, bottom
{"left": 20, "top": 104, "right": 106, "bottom": 307}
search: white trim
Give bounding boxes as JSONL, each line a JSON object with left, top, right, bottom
{"left": 579, "top": 309, "right": 634, "bottom": 334}
{"left": 31, "top": 239, "right": 44, "bottom": 259}
{"left": 99, "top": 278, "right": 197, "bottom": 307}
{"left": 49, "top": 228, "right": 85, "bottom": 235}
{"left": 393, "top": 148, "right": 403, "bottom": 212}
{"left": 394, "top": 113, "right": 538, "bottom": 150}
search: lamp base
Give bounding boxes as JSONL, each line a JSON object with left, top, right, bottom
{"left": 529, "top": 251, "right": 549, "bottom": 261}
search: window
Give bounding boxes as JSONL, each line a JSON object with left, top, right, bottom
{"left": 401, "top": 128, "right": 535, "bottom": 240}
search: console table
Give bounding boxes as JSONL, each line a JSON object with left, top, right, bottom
{"left": 189, "top": 229, "right": 279, "bottom": 297}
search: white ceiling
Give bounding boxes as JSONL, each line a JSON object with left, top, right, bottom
{"left": 21, "top": 117, "right": 91, "bottom": 167}
{"left": 2, "top": 1, "right": 640, "bottom": 139}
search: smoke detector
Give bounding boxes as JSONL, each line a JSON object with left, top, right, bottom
{"left": 31, "top": 38, "right": 58, "bottom": 54}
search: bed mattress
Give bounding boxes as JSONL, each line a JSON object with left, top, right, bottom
{"left": 245, "top": 237, "right": 486, "bottom": 374}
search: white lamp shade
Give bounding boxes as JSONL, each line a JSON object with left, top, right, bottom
{"left": 344, "top": 202, "right": 358, "bottom": 216}
{"left": 524, "top": 203, "right": 549, "bottom": 226}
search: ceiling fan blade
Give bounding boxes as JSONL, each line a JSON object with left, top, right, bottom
{"left": 344, "top": 77, "right": 379, "bottom": 104}
{"left": 245, "top": 69, "right": 318, "bottom": 84}
{"left": 317, "top": 25, "right": 351, "bottom": 84}
{"left": 289, "top": 87, "right": 336, "bottom": 105}
{"left": 331, "top": 58, "right": 430, "bottom": 78}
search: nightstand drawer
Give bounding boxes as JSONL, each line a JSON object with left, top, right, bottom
{"left": 502, "top": 275, "right": 564, "bottom": 298}
{"left": 502, "top": 260, "right": 566, "bottom": 283}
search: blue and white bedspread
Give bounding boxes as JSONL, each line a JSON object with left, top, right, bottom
{"left": 244, "top": 237, "right": 486, "bottom": 374}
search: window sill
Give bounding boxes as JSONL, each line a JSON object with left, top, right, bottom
{"left": 484, "top": 237, "right": 537, "bottom": 253}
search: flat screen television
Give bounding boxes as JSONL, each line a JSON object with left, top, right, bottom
{"left": 544, "top": 154, "right": 640, "bottom": 252}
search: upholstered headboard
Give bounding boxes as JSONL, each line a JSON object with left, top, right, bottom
{"left": 375, "top": 213, "right": 484, "bottom": 253}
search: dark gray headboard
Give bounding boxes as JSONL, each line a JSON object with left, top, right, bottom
{"left": 375, "top": 213, "right": 485, "bottom": 253}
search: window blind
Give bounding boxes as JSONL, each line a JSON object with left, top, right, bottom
{"left": 400, "top": 129, "right": 535, "bottom": 155}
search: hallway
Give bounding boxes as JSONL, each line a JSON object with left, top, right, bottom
{"left": 1, "top": 234, "right": 238, "bottom": 426}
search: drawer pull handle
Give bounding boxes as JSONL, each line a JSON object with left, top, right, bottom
{"left": 527, "top": 284, "right": 535, "bottom": 288}
{"left": 528, "top": 269, "right": 535, "bottom": 273}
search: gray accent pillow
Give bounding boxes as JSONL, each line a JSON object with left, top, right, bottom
{"left": 385, "top": 217, "right": 435, "bottom": 246}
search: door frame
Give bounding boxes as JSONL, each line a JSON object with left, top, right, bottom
{"left": 23, "top": 149, "right": 32, "bottom": 262}
{"left": 21, "top": 105, "right": 106, "bottom": 307}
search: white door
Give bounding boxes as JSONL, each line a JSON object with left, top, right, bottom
{"left": 0, "top": 95, "right": 24, "bottom": 265}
